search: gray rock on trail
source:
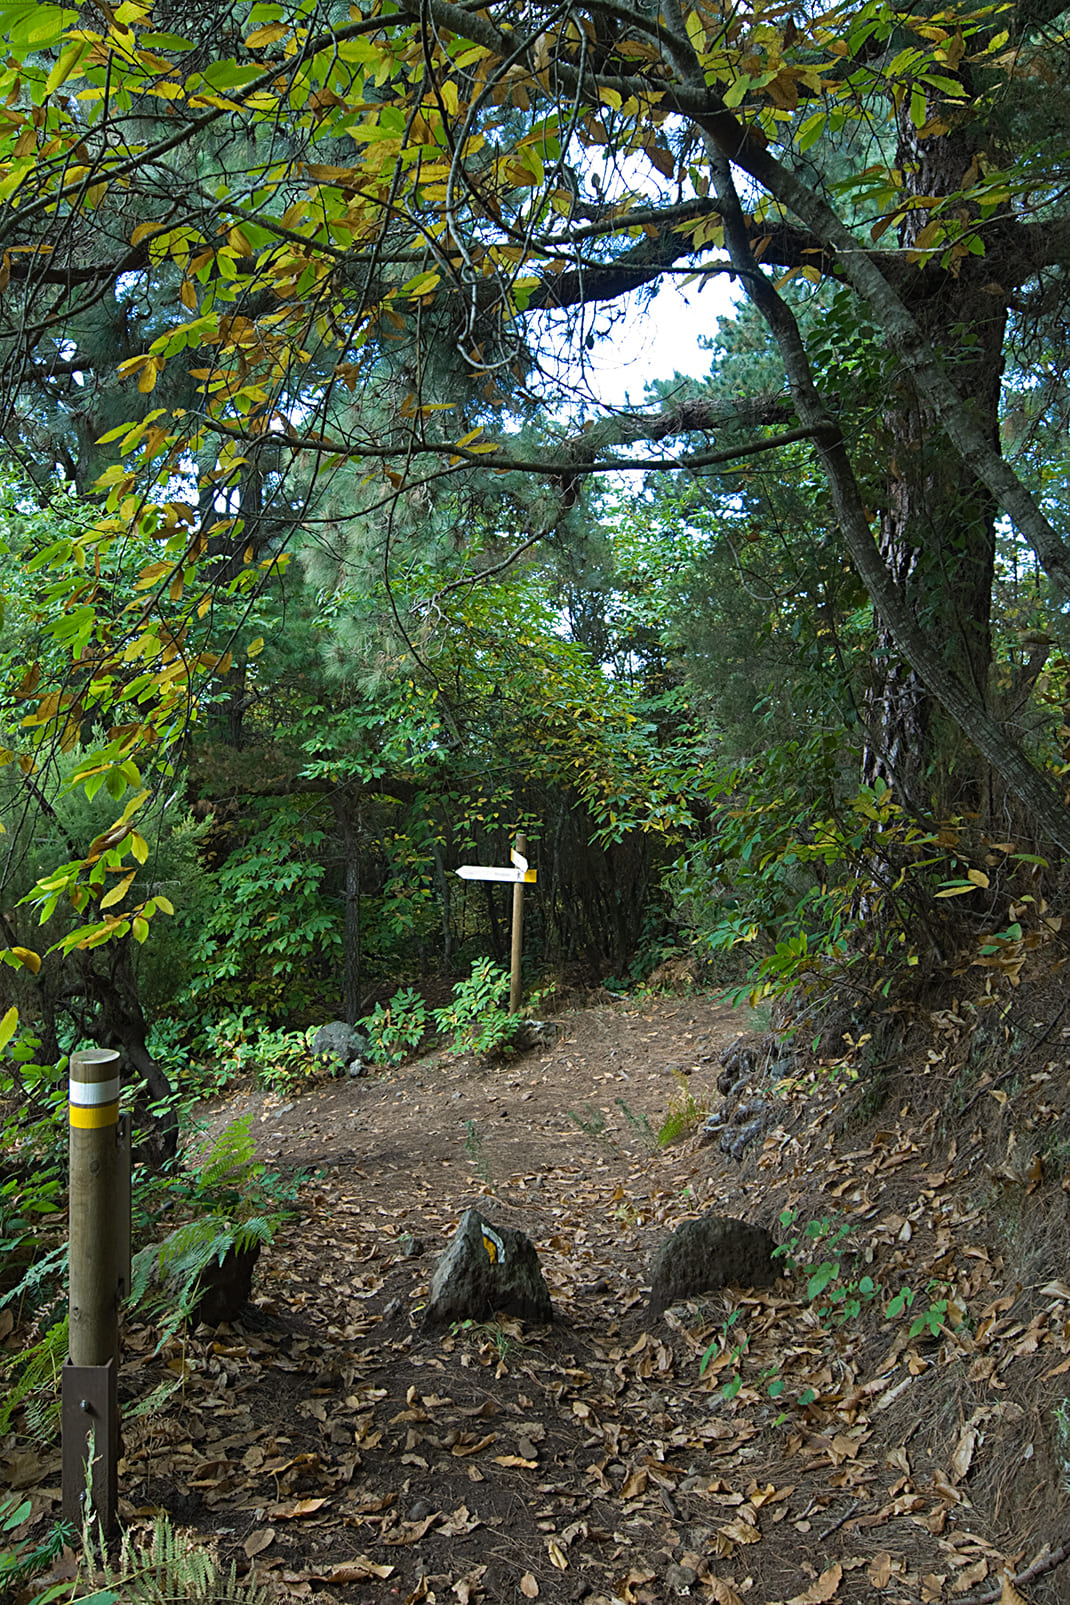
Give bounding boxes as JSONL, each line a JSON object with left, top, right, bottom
{"left": 649, "top": 1212, "right": 778, "bottom": 1314}
{"left": 311, "top": 1021, "right": 369, "bottom": 1073}
{"left": 423, "top": 1208, "right": 553, "bottom": 1329}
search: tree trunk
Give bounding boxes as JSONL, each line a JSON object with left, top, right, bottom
{"left": 709, "top": 149, "right": 1070, "bottom": 857}
{"left": 93, "top": 945, "right": 177, "bottom": 1166}
{"left": 862, "top": 110, "right": 1006, "bottom": 823}
{"left": 332, "top": 787, "right": 362, "bottom": 1026}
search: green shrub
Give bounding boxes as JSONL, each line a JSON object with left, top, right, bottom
{"left": 360, "top": 986, "right": 429, "bottom": 1066}
{"left": 432, "top": 958, "right": 521, "bottom": 1056}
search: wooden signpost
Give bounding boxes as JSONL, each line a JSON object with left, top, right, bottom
{"left": 456, "top": 834, "right": 536, "bottom": 1013}
{"left": 63, "top": 1047, "right": 130, "bottom": 1534}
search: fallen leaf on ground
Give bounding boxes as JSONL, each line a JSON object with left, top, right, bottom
{"left": 1000, "top": 1571, "right": 1030, "bottom": 1605}
{"left": 450, "top": 1432, "right": 497, "bottom": 1457}
{"left": 950, "top": 1428, "right": 977, "bottom": 1482}
{"left": 868, "top": 1553, "right": 893, "bottom": 1589}
{"left": 384, "top": 1513, "right": 440, "bottom": 1546}
{"left": 243, "top": 1529, "right": 275, "bottom": 1558}
{"left": 952, "top": 1559, "right": 989, "bottom": 1593}
{"left": 269, "top": 1497, "right": 328, "bottom": 1519}
{"left": 791, "top": 1564, "right": 842, "bottom": 1604}
{"left": 303, "top": 1559, "right": 395, "bottom": 1583}
{"left": 718, "top": 1515, "right": 762, "bottom": 1547}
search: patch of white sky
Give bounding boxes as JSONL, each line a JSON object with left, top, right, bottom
{"left": 530, "top": 138, "right": 744, "bottom": 416}
{"left": 570, "top": 272, "right": 740, "bottom": 409}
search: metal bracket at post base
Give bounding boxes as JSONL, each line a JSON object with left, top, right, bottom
{"left": 62, "top": 1357, "right": 118, "bottom": 1534}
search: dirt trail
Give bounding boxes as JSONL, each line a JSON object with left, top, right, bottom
{"left": 11, "top": 991, "right": 1070, "bottom": 1605}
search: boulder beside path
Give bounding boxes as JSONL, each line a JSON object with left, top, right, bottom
{"left": 423, "top": 1209, "right": 553, "bottom": 1329}
{"left": 649, "top": 1212, "right": 778, "bottom": 1314}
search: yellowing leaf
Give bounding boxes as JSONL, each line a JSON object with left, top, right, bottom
{"left": 967, "top": 868, "right": 990, "bottom": 887}
{"left": 134, "top": 561, "right": 172, "bottom": 590}
{"left": 154, "top": 894, "right": 175, "bottom": 915}
{"left": 247, "top": 636, "right": 264, "bottom": 658}
{"left": 245, "top": 22, "right": 290, "bottom": 47}
{"left": 11, "top": 947, "right": 41, "bottom": 974}
{"left": 100, "top": 871, "right": 136, "bottom": 911}
{"left": 130, "top": 832, "right": 149, "bottom": 865}
{"left": 0, "top": 1004, "right": 18, "bottom": 1054}
{"left": 547, "top": 1540, "right": 568, "bottom": 1570}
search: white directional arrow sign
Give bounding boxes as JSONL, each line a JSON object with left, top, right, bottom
{"left": 458, "top": 834, "right": 536, "bottom": 1014}
{"left": 455, "top": 864, "right": 536, "bottom": 883}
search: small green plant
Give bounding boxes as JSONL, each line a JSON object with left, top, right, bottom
{"left": 0, "top": 1315, "right": 68, "bottom": 1438}
{"left": 775, "top": 1208, "right": 878, "bottom": 1326}
{"left": 1053, "top": 1400, "right": 1070, "bottom": 1494}
{"left": 568, "top": 1104, "right": 606, "bottom": 1137}
{"left": 131, "top": 1215, "right": 278, "bottom": 1348}
{"left": 886, "top": 1278, "right": 960, "bottom": 1341}
{"left": 432, "top": 958, "right": 521, "bottom": 1056}
{"left": 567, "top": 1103, "right": 622, "bottom": 1158}
{"left": 462, "top": 1119, "right": 493, "bottom": 1185}
{"left": 183, "top": 1012, "right": 316, "bottom": 1094}
{"left": 253, "top": 1025, "right": 316, "bottom": 1092}
{"left": 699, "top": 1307, "right": 749, "bottom": 1399}
{"left": 0, "top": 1492, "right": 74, "bottom": 1603}
{"left": 615, "top": 1097, "right": 658, "bottom": 1155}
{"left": 699, "top": 1211, "right": 883, "bottom": 1410}
{"left": 78, "top": 1508, "right": 269, "bottom": 1603}
{"left": 451, "top": 1317, "right": 524, "bottom": 1364}
{"left": 657, "top": 1071, "right": 710, "bottom": 1146}
{"left": 360, "top": 986, "right": 429, "bottom": 1066}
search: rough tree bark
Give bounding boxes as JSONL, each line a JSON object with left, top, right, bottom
{"left": 861, "top": 106, "right": 1007, "bottom": 823}
{"left": 331, "top": 786, "right": 362, "bottom": 1027}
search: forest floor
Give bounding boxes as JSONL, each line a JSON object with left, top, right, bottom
{"left": 8, "top": 985, "right": 1070, "bottom": 1605}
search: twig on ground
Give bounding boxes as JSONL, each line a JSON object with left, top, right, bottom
{"left": 955, "top": 1541, "right": 1070, "bottom": 1605}
{"left": 817, "top": 1498, "right": 860, "bottom": 1540}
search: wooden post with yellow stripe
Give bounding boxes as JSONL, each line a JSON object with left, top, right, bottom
{"left": 62, "top": 1048, "right": 123, "bottom": 1533}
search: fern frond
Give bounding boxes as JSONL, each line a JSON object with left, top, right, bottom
{"left": 229, "top": 1217, "right": 276, "bottom": 1254}
{"left": 0, "top": 1240, "right": 68, "bottom": 1312}
{"left": 197, "top": 1114, "right": 257, "bottom": 1189}
{"left": 88, "top": 1513, "right": 269, "bottom": 1603}
{"left": 0, "top": 1315, "right": 67, "bottom": 1434}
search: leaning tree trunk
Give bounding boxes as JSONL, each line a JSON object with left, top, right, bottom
{"left": 861, "top": 106, "right": 1007, "bottom": 826}
{"left": 332, "top": 786, "right": 362, "bottom": 1026}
